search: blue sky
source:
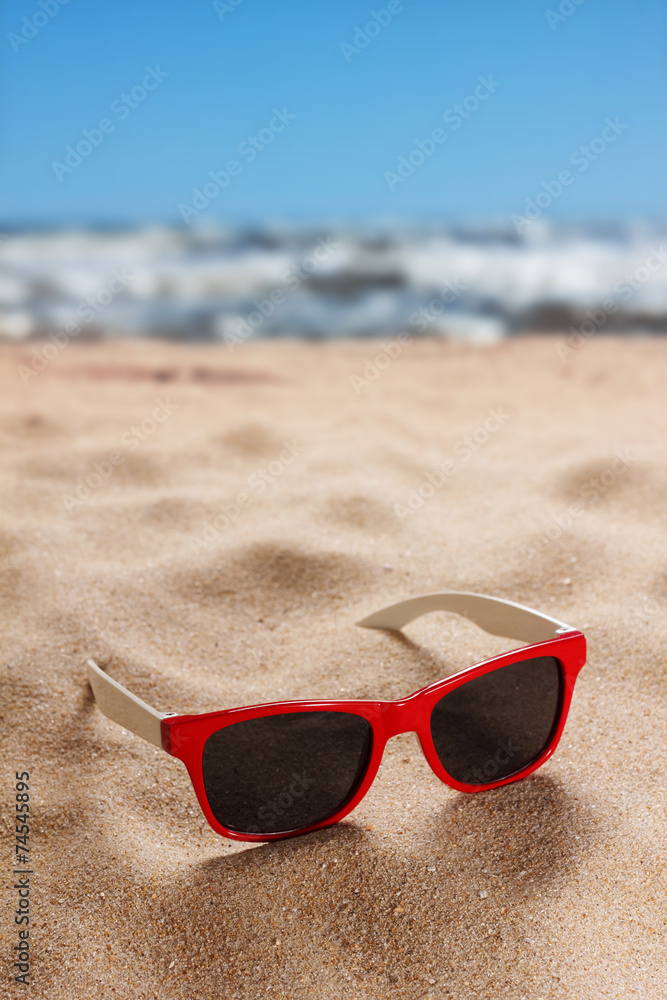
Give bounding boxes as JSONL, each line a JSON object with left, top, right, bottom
{"left": 1, "top": 0, "right": 664, "bottom": 226}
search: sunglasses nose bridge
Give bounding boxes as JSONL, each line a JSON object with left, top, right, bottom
{"left": 379, "top": 695, "right": 425, "bottom": 740}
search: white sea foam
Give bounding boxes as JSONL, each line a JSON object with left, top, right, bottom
{"left": 0, "top": 222, "right": 665, "bottom": 341}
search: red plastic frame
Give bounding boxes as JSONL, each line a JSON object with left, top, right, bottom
{"left": 162, "top": 630, "right": 586, "bottom": 842}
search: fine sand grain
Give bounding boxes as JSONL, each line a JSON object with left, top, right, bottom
{"left": 0, "top": 335, "right": 666, "bottom": 999}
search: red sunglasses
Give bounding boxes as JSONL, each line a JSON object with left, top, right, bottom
{"left": 87, "top": 591, "right": 586, "bottom": 842}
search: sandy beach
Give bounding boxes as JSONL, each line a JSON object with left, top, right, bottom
{"left": 1, "top": 334, "right": 666, "bottom": 999}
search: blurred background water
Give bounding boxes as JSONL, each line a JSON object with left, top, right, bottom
{"left": 1, "top": 221, "right": 667, "bottom": 344}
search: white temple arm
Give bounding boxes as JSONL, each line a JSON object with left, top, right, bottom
{"left": 357, "top": 592, "right": 576, "bottom": 645}
{"left": 87, "top": 659, "right": 166, "bottom": 749}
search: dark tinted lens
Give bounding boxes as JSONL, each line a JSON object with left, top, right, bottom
{"left": 430, "top": 656, "right": 561, "bottom": 786}
{"left": 202, "top": 711, "right": 372, "bottom": 835}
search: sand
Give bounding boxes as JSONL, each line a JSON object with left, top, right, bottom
{"left": 0, "top": 334, "right": 666, "bottom": 999}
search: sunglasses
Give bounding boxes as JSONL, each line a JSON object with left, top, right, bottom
{"left": 87, "top": 591, "right": 586, "bottom": 842}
